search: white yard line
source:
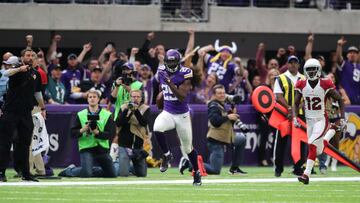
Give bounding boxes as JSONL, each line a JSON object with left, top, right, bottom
{"left": 0, "top": 177, "right": 359, "bottom": 187}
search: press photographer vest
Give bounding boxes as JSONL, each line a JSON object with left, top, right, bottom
{"left": 114, "top": 81, "right": 142, "bottom": 121}
{"left": 120, "top": 103, "right": 149, "bottom": 140}
{"left": 207, "top": 101, "right": 234, "bottom": 144}
{"left": 278, "top": 74, "right": 305, "bottom": 115}
{"left": 77, "top": 108, "right": 112, "bottom": 151}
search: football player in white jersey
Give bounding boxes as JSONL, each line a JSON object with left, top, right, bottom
{"left": 293, "top": 58, "right": 346, "bottom": 184}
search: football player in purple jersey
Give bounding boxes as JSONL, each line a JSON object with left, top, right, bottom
{"left": 153, "top": 49, "right": 202, "bottom": 186}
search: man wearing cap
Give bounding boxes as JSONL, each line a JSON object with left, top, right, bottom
{"left": 110, "top": 63, "right": 143, "bottom": 121}
{"left": 0, "top": 56, "right": 19, "bottom": 113}
{"left": 336, "top": 37, "right": 360, "bottom": 105}
{"left": 45, "top": 64, "right": 65, "bottom": 104}
{"left": 71, "top": 66, "right": 108, "bottom": 104}
{"left": 61, "top": 54, "right": 83, "bottom": 104}
{"left": 138, "top": 64, "right": 153, "bottom": 104}
{"left": 272, "top": 55, "right": 307, "bottom": 177}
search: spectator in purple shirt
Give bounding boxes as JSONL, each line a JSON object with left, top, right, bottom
{"left": 336, "top": 37, "right": 360, "bottom": 105}
{"left": 198, "top": 40, "right": 238, "bottom": 92}
{"left": 61, "top": 54, "right": 82, "bottom": 104}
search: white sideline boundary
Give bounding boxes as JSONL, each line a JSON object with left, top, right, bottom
{"left": 0, "top": 177, "right": 359, "bottom": 187}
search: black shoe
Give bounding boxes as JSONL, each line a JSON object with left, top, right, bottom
{"left": 193, "top": 170, "right": 202, "bottom": 186}
{"left": 311, "top": 169, "right": 317, "bottom": 175}
{"left": 179, "top": 157, "right": 190, "bottom": 175}
{"left": 275, "top": 171, "right": 281, "bottom": 177}
{"left": 160, "top": 153, "right": 173, "bottom": 173}
{"left": 298, "top": 174, "right": 309, "bottom": 185}
{"left": 229, "top": 167, "right": 247, "bottom": 175}
{"left": 22, "top": 175, "right": 39, "bottom": 182}
{"left": 0, "top": 172, "right": 7, "bottom": 182}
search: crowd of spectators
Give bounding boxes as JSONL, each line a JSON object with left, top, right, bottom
{"left": 1, "top": 31, "right": 359, "bottom": 108}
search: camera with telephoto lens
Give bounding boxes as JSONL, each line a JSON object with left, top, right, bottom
{"left": 127, "top": 102, "right": 137, "bottom": 111}
{"left": 225, "top": 94, "right": 242, "bottom": 105}
{"left": 121, "top": 73, "right": 134, "bottom": 86}
{"left": 234, "top": 119, "right": 248, "bottom": 133}
{"left": 87, "top": 114, "right": 100, "bottom": 132}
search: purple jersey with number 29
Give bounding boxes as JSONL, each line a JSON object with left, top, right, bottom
{"left": 158, "top": 65, "right": 193, "bottom": 114}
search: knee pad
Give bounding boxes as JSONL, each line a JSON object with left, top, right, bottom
{"left": 308, "top": 144, "right": 317, "bottom": 161}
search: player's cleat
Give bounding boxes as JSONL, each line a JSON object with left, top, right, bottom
{"left": 193, "top": 170, "right": 202, "bottom": 186}
{"left": 274, "top": 171, "right": 281, "bottom": 177}
{"left": 179, "top": 157, "right": 190, "bottom": 175}
{"left": 228, "top": 167, "right": 247, "bottom": 175}
{"left": 298, "top": 174, "right": 309, "bottom": 185}
{"left": 22, "top": 175, "right": 39, "bottom": 182}
{"left": 0, "top": 172, "right": 7, "bottom": 182}
{"left": 160, "top": 153, "right": 173, "bottom": 173}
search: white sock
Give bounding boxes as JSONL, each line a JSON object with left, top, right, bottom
{"left": 324, "top": 129, "right": 336, "bottom": 142}
{"left": 331, "top": 158, "right": 338, "bottom": 171}
{"left": 304, "top": 159, "right": 315, "bottom": 177}
{"left": 164, "top": 151, "right": 171, "bottom": 156}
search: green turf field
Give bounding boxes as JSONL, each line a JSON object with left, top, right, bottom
{"left": 0, "top": 166, "right": 359, "bottom": 203}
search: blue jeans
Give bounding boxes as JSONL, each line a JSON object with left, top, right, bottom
{"left": 64, "top": 151, "right": 116, "bottom": 178}
{"left": 114, "top": 147, "right": 147, "bottom": 177}
{"left": 318, "top": 152, "right": 327, "bottom": 170}
{"left": 204, "top": 133, "right": 246, "bottom": 174}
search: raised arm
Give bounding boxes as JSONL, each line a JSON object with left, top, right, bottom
{"left": 256, "top": 43, "right": 266, "bottom": 69}
{"left": 185, "top": 29, "right": 195, "bottom": 56}
{"left": 304, "top": 33, "right": 314, "bottom": 61}
{"left": 25, "top": 35, "right": 33, "bottom": 49}
{"left": 336, "top": 36, "right": 346, "bottom": 65}
{"left": 198, "top": 44, "right": 214, "bottom": 63}
{"left": 46, "top": 34, "right": 61, "bottom": 64}
{"left": 77, "top": 42, "right": 92, "bottom": 63}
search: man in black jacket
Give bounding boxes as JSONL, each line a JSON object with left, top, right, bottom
{"left": 115, "top": 89, "right": 150, "bottom": 177}
{"left": 0, "top": 49, "right": 46, "bottom": 182}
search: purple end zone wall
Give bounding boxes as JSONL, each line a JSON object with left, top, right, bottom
{"left": 45, "top": 105, "right": 360, "bottom": 168}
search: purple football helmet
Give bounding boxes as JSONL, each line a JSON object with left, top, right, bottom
{"left": 164, "top": 49, "right": 181, "bottom": 73}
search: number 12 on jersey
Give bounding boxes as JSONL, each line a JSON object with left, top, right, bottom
{"left": 305, "top": 96, "right": 321, "bottom": 110}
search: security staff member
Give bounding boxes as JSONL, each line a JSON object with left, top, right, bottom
{"left": 204, "top": 84, "right": 247, "bottom": 175}
{"left": 115, "top": 89, "right": 150, "bottom": 177}
{"left": 69, "top": 89, "right": 116, "bottom": 178}
{"left": 273, "top": 55, "right": 306, "bottom": 177}
{"left": 0, "top": 49, "right": 46, "bottom": 182}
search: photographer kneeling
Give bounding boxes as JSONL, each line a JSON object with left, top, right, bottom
{"left": 204, "top": 84, "right": 247, "bottom": 175}
{"left": 66, "top": 89, "right": 116, "bottom": 178}
{"left": 115, "top": 89, "right": 150, "bottom": 177}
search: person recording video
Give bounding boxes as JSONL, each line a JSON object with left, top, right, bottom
{"left": 67, "top": 88, "right": 116, "bottom": 178}
{"left": 114, "top": 89, "right": 150, "bottom": 177}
